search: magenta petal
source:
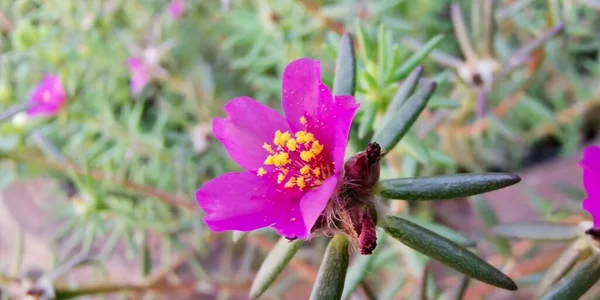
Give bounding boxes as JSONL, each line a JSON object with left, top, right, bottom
{"left": 322, "top": 95, "right": 359, "bottom": 171}
{"left": 213, "top": 96, "right": 289, "bottom": 171}
{"left": 197, "top": 172, "right": 288, "bottom": 232}
{"left": 580, "top": 145, "right": 600, "bottom": 226}
{"left": 581, "top": 146, "right": 600, "bottom": 198}
{"left": 281, "top": 59, "right": 358, "bottom": 171}
{"left": 583, "top": 197, "right": 600, "bottom": 228}
{"left": 168, "top": 0, "right": 185, "bottom": 19}
{"left": 127, "top": 57, "right": 150, "bottom": 94}
{"left": 273, "top": 176, "right": 339, "bottom": 239}
{"left": 281, "top": 58, "right": 326, "bottom": 132}
{"left": 26, "top": 74, "right": 66, "bottom": 117}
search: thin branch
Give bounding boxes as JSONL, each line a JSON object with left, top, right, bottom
{"left": 482, "top": 0, "right": 495, "bottom": 57}
{"left": 0, "top": 151, "right": 197, "bottom": 211}
{"left": 451, "top": 3, "right": 478, "bottom": 62}
{"left": 402, "top": 38, "right": 464, "bottom": 69}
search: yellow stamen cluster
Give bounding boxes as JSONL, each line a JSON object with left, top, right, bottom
{"left": 256, "top": 116, "right": 328, "bottom": 190}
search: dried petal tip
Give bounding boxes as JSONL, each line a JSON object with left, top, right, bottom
{"left": 358, "top": 209, "right": 377, "bottom": 255}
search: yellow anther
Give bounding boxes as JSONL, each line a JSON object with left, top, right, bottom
{"left": 264, "top": 155, "right": 274, "bottom": 165}
{"left": 257, "top": 167, "right": 267, "bottom": 176}
{"left": 277, "top": 173, "right": 285, "bottom": 183}
{"left": 273, "top": 130, "right": 282, "bottom": 146}
{"left": 295, "top": 131, "right": 307, "bottom": 143}
{"left": 313, "top": 167, "right": 321, "bottom": 177}
{"left": 296, "top": 176, "right": 306, "bottom": 189}
{"left": 262, "top": 142, "right": 275, "bottom": 153}
{"left": 280, "top": 131, "right": 291, "bottom": 146}
{"left": 300, "top": 150, "right": 315, "bottom": 162}
{"left": 311, "top": 140, "right": 324, "bottom": 155}
{"left": 273, "top": 152, "right": 290, "bottom": 167}
{"left": 284, "top": 177, "right": 296, "bottom": 188}
{"left": 290, "top": 217, "right": 297, "bottom": 221}
{"left": 300, "top": 165, "right": 310, "bottom": 175}
{"left": 281, "top": 168, "right": 289, "bottom": 175}
{"left": 303, "top": 133, "right": 315, "bottom": 144}
{"left": 286, "top": 138, "right": 297, "bottom": 151}
{"left": 274, "top": 130, "right": 291, "bottom": 147}
{"left": 299, "top": 116, "right": 307, "bottom": 125}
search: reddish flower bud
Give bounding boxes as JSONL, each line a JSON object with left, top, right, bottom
{"left": 312, "top": 143, "right": 382, "bottom": 255}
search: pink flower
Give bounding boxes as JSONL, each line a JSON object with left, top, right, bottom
{"left": 127, "top": 57, "right": 151, "bottom": 94}
{"left": 168, "top": 0, "right": 185, "bottom": 20}
{"left": 581, "top": 145, "right": 600, "bottom": 228}
{"left": 26, "top": 75, "right": 66, "bottom": 117}
{"left": 196, "top": 58, "right": 359, "bottom": 239}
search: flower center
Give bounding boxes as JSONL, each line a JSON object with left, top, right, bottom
{"left": 256, "top": 116, "right": 330, "bottom": 190}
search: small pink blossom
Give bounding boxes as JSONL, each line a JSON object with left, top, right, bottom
{"left": 26, "top": 75, "right": 66, "bottom": 117}
{"left": 168, "top": 0, "right": 185, "bottom": 20}
{"left": 581, "top": 145, "right": 600, "bottom": 228}
{"left": 196, "top": 58, "right": 359, "bottom": 239}
{"left": 127, "top": 57, "right": 151, "bottom": 94}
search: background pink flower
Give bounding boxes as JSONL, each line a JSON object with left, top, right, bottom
{"left": 168, "top": 0, "right": 185, "bottom": 20}
{"left": 127, "top": 57, "right": 151, "bottom": 94}
{"left": 581, "top": 145, "right": 600, "bottom": 228}
{"left": 196, "top": 58, "right": 359, "bottom": 239}
{"left": 26, "top": 74, "right": 66, "bottom": 117}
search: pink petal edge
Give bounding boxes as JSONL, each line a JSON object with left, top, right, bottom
{"left": 213, "top": 96, "right": 289, "bottom": 171}
{"left": 273, "top": 176, "right": 339, "bottom": 239}
{"left": 197, "top": 172, "right": 289, "bottom": 232}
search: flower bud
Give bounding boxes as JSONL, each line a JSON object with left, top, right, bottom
{"left": 313, "top": 143, "right": 383, "bottom": 255}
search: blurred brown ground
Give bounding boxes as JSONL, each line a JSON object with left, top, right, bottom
{"left": 0, "top": 152, "right": 589, "bottom": 299}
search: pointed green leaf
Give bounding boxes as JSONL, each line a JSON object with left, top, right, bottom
{"left": 363, "top": 72, "right": 379, "bottom": 91}
{"left": 358, "top": 101, "right": 377, "bottom": 139}
{"left": 333, "top": 33, "right": 356, "bottom": 96}
{"left": 377, "top": 24, "right": 389, "bottom": 81}
{"left": 383, "top": 216, "right": 518, "bottom": 291}
{"left": 378, "top": 66, "right": 423, "bottom": 135}
{"left": 377, "top": 173, "right": 521, "bottom": 200}
{"left": 356, "top": 22, "right": 376, "bottom": 62}
{"left": 469, "top": 195, "right": 511, "bottom": 256}
{"left": 491, "top": 223, "right": 580, "bottom": 241}
{"left": 250, "top": 238, "right": 303, "bottom": 298}
{"left": 397, "top": 132, "right": 432, "bottom": 164}
{"left": 469, "top": 195, "right": 499, "bottom": 226}
{"left": 342, "top": 255, "right": 373, "bottom": 300}
{"left": 540, "top": 254, "right": 600, "bottom": 300}
{"left": 372, "top": 81, "right": 437, "bottom": 153}
{"left": 538, "top": 240, "right": 585, "bottom": 295}
{"left": 430, "top": 149, "right": 457, "bottom": 166}
{"left": 393, "top": 34, "right": 444, "bottom": 81}
{"left": 310, "top": 235, "right": 350, "bottom": 300}
{"left": 400, "top": 216, "right": 475, "bottom": 247}
{"left": 427, "top": 96, "right": 461, "bottom": 109}
{"left": 342, "top": 233, "right": 386, "bottom": 299}
{"left": 379, "top": 276, "right": 407, "bottom": 300}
